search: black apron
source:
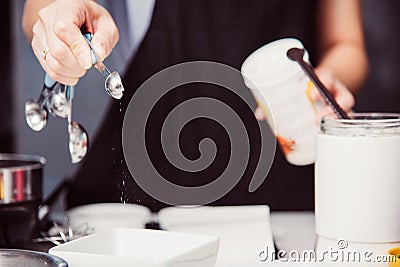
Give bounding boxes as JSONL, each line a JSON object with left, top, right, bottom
{"left": 67, "top": 0, "right": 318, "bottom": 211}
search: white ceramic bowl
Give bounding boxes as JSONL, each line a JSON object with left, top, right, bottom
{"left": 49, "top": 228, "right": 219, "bottom": 267}
{"left": 66, "top": 203, "right": 151, "bottom": 233}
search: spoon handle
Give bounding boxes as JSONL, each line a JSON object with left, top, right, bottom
{"left": 37, "top": 74, "right": 58, "bottom": 107}
{"left": 287, "top": 48, "right": 350, "bottom": 120}
{"left": 82, "top": 33, "right": 112, "bottom": 77}
{"left": 82, "top": 32, "right": 124, "bottom": 99}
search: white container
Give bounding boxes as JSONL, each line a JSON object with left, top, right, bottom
{"left": 49, "top": 228, "right": 219, "bottom": 267}
{"left": 241, "top": 38, "right": 318, "bottom": 165}
{"left": 66, "top": 203, "right": 151, "bottom": 233}
{"left": 315, "top": 113, "right": 400, "bottom": 243}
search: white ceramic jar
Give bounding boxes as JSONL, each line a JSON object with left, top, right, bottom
{"left": 315, "top": 113, "right": 400, "bottom": 243}
{"left": 241, "top": 38, "right": 318, "bottom": 166}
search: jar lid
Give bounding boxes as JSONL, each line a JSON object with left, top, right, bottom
{"left": 320, "top": 113, "right": 400, "bottom": 137}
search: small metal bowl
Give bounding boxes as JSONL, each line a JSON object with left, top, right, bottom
{"left": 0, "top": 249, "right": 68, "bottom": 267}
{"left": 0, "top": 153, "right": 45, "bottom": 205}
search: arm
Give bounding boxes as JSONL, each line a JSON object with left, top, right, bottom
{"left": 22, "top": 0, "right": 53, "bottom": 41}
{"left": 21, "top": 0, "right": 119, "bottom": 85}
{"left": 316, "top": 0, "right": 368, "bottom": 93}
{"left": 257, "top": 1, "right": 368, "bottom": 121}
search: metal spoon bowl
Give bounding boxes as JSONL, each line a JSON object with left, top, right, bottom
{"left": 68, "top": 121, "right": 88, "bottom": 164}
{"left": 105, "top": 71, "right": 124, "bottom": 99}
{"left": 47, "top": 91, "right": 69, "bottom": 118}
{"left": 25, "top": 99, "right": 48, "bottom": 131}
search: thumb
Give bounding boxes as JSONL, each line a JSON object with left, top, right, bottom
{"left": 90, "top": 31, "right": 111, "bottom": 62}
{"left": 332, "top": 80, "right": 355, "bottom": 112}
{"left": 90, "top": 12, "right": 119, "bottom": 61}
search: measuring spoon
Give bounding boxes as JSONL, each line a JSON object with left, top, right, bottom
{"left": 66, "top": 86, "right": 88, "bottom": 163}
{"left": 25, "top": 74, "right": 57, "bottom": 131}
{"left": 83, "top": 33, "right": 124, "bottom": 99}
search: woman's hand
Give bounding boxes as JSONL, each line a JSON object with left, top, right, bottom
{"left": 311, "top": 67, "right": 355, "bottom": 119}
{"left": 29, "top": 0, "right": 119, "bottom": 85}
{"left": 254, "top": 67, "right": 355, "bottom": 122}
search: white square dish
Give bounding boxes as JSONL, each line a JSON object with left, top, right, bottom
{"left": 49, "top": 228, "right": 219, "bottom": 267}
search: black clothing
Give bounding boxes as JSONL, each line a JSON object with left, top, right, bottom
{"left": 67, "top": 0, "right": 318, "bottom": 211}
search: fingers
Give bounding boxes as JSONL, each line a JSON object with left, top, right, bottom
{"left": 31, "top": 21, "right": 81, "bottom": 85}
{"left": 39, "top": 1, "right": 92, "bottom": 69}
{"left": 42, "top": 19, "right": 87, "bottom": 77}
{"left": 30, "top": 0, "right": 91, "bottom": 85}
{"left": 311, "top": 68, "right": 355, "bottom": 118}
{"left": 331, "top": 79, "right": 355, "bottom": 112}
{"left": 53, "top": 20, "right": 92, "bottom": 69}
{"left": 309, "top": 69, "right": 335, "bottom": 103}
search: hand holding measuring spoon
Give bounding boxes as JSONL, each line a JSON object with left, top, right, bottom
{"left": 26, "top": 28, "right": 123, "bottom": 163}
{"left": 25, "top": 0, "right": 123, "bottom": 161}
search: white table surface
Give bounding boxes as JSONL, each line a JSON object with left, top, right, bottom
{"left": 270, "top": 211, "right": 316, "bottom": 252}
{"left": 48, "top": 210, "right": 397, "bottom": 267}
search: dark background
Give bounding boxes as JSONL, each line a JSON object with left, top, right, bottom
{"left": 0, "top": 0, "right": 13, "bottom": 153}
{"left": 1, "top": 0, "right": 400, "bottom": 211}
{"left": 356, "top": 0, "right": 400, "bottom": 113}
